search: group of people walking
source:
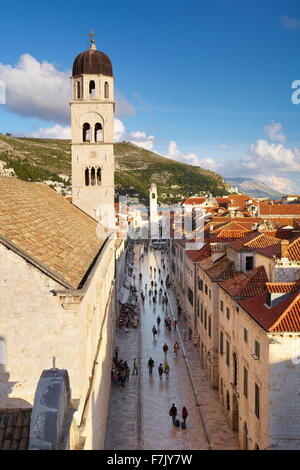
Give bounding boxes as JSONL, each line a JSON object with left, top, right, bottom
{"left": 169, "top": 403, "right": 188, "bottom": 429}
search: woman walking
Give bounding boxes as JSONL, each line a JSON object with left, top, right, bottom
{"left": 182, "top": 407, "right": 188, "bottom": 428}
{"left": 173, "top": 341, "right": 179, "bottom": 356}
{"left": 164, "top": 362, "right": 170, "bottom": 380}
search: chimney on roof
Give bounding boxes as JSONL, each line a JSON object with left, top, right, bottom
{"left": 280, "top": 239, "right": 289, "bottom": 259}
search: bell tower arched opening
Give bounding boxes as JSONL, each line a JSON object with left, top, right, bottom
{"left": 83, "top": 123, "right": 91, "bottom": 142}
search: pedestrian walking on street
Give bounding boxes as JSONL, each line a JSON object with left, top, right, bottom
{"left": 147, "top": 357, "right": 155, "bottom": 374}
{"left": 132, "top": 357, "right": 138, "bottom": 375}
{"left": 173, "top": 341, "right": 179, "bottom": 356}
{"left": 158, "top": 363, "right": 163, "bottom": 379}
{"left": 173, "top": 320, "right": 177, "bottom": 331}
{"left": 165, "top": 296, "right": 168, "bottom": 306}
{"left": 156, "top": 315, "right": 161, "bottom": 327}
{"left": 164, "top": 362, "right": 170, "bottom": 380}
{"left": 114, "top": 346, "right": 119, "bottom": 361}
{"left": 152, "top": 325, "right": 158, "bottom": 339}
{"left": 163, "top": 343, "right": 169, "bottom": 358}
{"left": 125, "top": 366, "right": 130, "bottom": 382}
{"left": 169, "top": 403, "right": 177, "bottom": 425}
{"left": 182, "top": 407, "right": 188, "bottom": 428}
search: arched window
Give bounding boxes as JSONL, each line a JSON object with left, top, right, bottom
{"left": 95, "top": 123, "right": 103, "bottom": 142}
{"left": 104, "top": 81, "right": 109, "bottom": 99}
{"left": 77, "top": 81, "right": 81, "bottom": 99}
{"left": 152, "top": 193, "right": 155, "bottom": 199}
{"left": 85, "top": 168, "right": 90, "bottom": 186}
{"left": 91, "top": 167, "right": 96, "bottom": 186}
{"left": 96, "top": 167, "right": 101, "bottom": 185}
{"left": 83, "top": 123, "right": 91, "bottom": 142}
{"left": 89, "top": 80, "right": 96, "bottom": 98}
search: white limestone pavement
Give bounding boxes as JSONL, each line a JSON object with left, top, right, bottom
{"left": 138, "top": 245, "right": 209, "bottom": 450}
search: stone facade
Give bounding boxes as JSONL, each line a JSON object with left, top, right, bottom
{"left": 0, "top": 236, "right": 116, "bottom": 450}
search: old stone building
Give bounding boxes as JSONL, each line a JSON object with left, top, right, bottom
{"left": 0, "top": 38, "right": 117, "bottom": 450}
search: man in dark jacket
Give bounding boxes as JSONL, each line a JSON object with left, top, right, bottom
{"left": 169, "top": 403, "right": 177, "bottom": 425}
{"left": 148, "top": 357, "right": 155, "bottom": 374}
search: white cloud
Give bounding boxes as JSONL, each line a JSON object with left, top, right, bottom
{"left": 29, "top": 124, "right": 71, "bottom": 139}
{"left": 245, "top": 139, "right": 300, "bottom": 172}
{"left": 114, "top": 118, "right": 126, "bottom": 142}
{"left": 0, "top": 54, "right": 135, "bottom": 125}
{"left": 129, "top": 131, "right": 155, "bottom": 150}
{"left": 280, "top": 16, "right": 300, "bottom": 31}
{"left": 0, "top": 54, "right": 71, "bottom": 123}
{"left": 198, "top": 157, "right": 222, "bottom": 172}
{"left": 255, "top": 174, "right": 295, "bottom": 193}
{"left": 264, "top": 121, "right": 285, "bottom": 142}
{"left": 165, "top": 141, "right": 198, "bottom": 164}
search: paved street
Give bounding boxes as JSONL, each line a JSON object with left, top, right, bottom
{"left": 105, "top": 242, "right": 239, "bottom": 450}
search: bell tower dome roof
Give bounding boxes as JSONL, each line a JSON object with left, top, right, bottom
{"left": 72, "top": 36, "right": 113, "bottom": 77}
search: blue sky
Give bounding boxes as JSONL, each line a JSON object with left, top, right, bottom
{"left": 1, "top": 0, "right": 300, "bottom": 193}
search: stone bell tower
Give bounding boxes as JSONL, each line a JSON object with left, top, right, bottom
{"left": 149, "top": 183, "right": 159, "bottom": 239}
{"left": 70, "top": 34, "right": 114, "bottom": 221}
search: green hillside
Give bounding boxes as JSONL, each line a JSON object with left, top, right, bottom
{"left": 0, "top": 135, "right": 229, "bottom": 202}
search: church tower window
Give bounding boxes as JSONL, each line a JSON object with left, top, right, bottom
{"left": 95, "top": 123, "right": 103, "bottom": 142}
{"left": 104, "top": 81, "right": 109, "bottom": 99}
{"left": 77, "top": 81, "right": 81, "bottom": 99}
{"left": 91, "top": 167, "right": 96, "bottom": 186}
{"left": 89, "top": 80, "right": 96, "bottom": 98}
{"left": 83, "top": 123, "right": 91, "bottom": 142}
{"left": 97, "top": 167, "right": 101, "bottom": 185}
{"left": 85, "top": 168, "right": 90, "bottom": 186}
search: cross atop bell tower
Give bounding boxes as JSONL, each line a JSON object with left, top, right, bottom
{"left": 70, "top": 35, "right": 115, "bottom": 221}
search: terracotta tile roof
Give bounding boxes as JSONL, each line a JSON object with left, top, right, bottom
{"left": 210, "top": 217, "right": 262, "bottom": 223}
{"left": 0, "top": 408, "right": 32, "bottom": 450}
{"left": 255, "top": 244, "right": 281, "bottom": 259}
{"left": 212, "top": 221, "right": 251, "bottom": 233}
{"left": 266, "top": 280, "right": 300, "bottom": 294}
{"left": 259, "top": 203, "right": 300, "bottom": 216}
{"left": 227, "top": 195, "right": 253, "bottom": 206}
{"left": 246, "top": 233, "right": 282, "bottom": 249}
{"left": 226, "top": 232, "right": 262, "bottom": 251}
{"left": 178, "top": 242, "right": 211, "bottom": 262}
{"left": 238, "top": 291, "right": 300, "bottom": 332}
{"left": 266, "top": 217, "right": 296, "bottom": 227}
{"left": 271, "top": 293, "right": 300, "bottom": 332}
{"left": 219, "top": 266, "right": 268, "bottom": 299}
{"left": 183, "top": 197, "right": 206, "bottom": 205}
{"left": 0, "top": 177, "right": 107, "bottom": 289}
{"left": 199, "top": 255, "right": 235, "bottom": 281}
{"left": 287, "top": 237, "right": 300, "bottom": 261}
{"left": 216, "top": 230, "right": 250, "bottom": 239}
{"left": 263, "top": 229, "right": 295, "bottom": 240}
